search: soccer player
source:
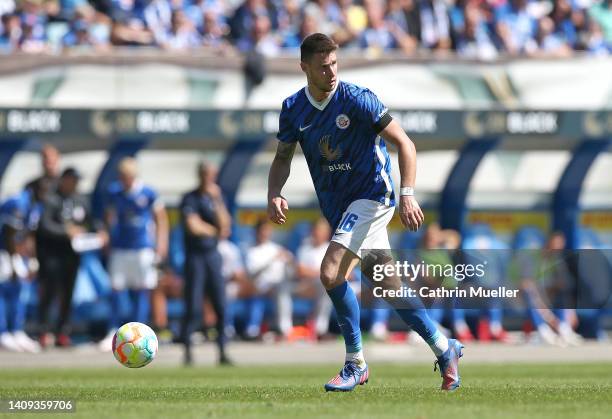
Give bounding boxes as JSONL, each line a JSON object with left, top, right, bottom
{"left": 267, "top": 33, "right": 464, "bottom": 391}
{"left": 0, "top": 181, "right": 45, "bottom": 353}
{"left": 99, "top": 158, "right": 169, "bottom": 351}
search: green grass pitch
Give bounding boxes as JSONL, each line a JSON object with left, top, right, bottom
{"left": 1, "top": 363, "right": 611, "bottom": 419}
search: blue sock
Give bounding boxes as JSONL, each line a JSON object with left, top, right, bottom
{"left": 134, "top": 289, "right": 150, "bottom": 324}
{"left": 327, "top": 281, "right": 362, "bottom": 354}
{"left": 528, "top": 308, "right": 545, "bottom": 328}
{"left": 110, "top": 290, "right": 122, "bottom": 330}
{"left": 489, "top": 307, "right": 503, "bottom": 332}
{"left": 0, "top": 286, "right": 7, "bottom": 334}
{"left": 396, "top": 308, "right": 449, "bottom": 357}
{"left": 7, "top": 280, "right": 24, "bottom": 332}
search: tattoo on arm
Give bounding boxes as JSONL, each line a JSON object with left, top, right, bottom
{"left": 274, "top": 142, "right": 297, "bottom": 161}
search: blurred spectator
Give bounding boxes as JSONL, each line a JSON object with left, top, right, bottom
{"left": 589, "top": 0, "right": 612, "bottom": 43}
{"left": 387, "top": 0, "right": 420, "bottom": 37}
{"left": 0, "top": 0, "right": 609, "bottom": 56}
{"left": 360, "top": 0, "right": 417, "bottom": 54}
{"left": 526, "top": 16, "right": 572, "bottom": 56}
{"left": 229, "top": 0, "right": 278, "bottom": 42}
{"left": 109, "top": 0, "right": 153, "bottom": 45}
{"left": 24, "top": 145, "right": 60, "bottom": 214}
{"left": 0, "top": 13, "right": 21, "bottom": 51}
{"left": 62, "top": 12, "right": 111, "bottom": 50}
{"left": 244, "top": 218, "right": 293, "bottom": 339}
{"left": 494, "top": 0, "right": 538, "bottom": 55}
{"left": 37, "top": 168, "right": 106, "bottom": 348}
{"left": 0, "top": 182, "right": 45, "bottom": 353}
{"left": 419, "top": 0, "right": 451, "bottom": 50}
{"left": 453, "top": 1, "right": 497, "bottom": 59}
{"left": 144, "top": 0, "right": 172, "bottom": 46}
{"left": 276, "top": 0, "right": 301, "bottom": 42}
{"left": 586, "top": 18, "right": 611, "bottom": 53}
{"left": 18, "top": 0, "right": 50, "bottom": 53}
{"left": 179, "top": 162, "right": 231, "bottom": 365}
{"left": 161, "top": 9, "right": 202, "bottom": 50}
{"left": 281, "top": 5, "right": 319, "bottom": 49}
{"left": 57, "top": 0, "right": 92, "bottom": 21}
{"left": 549, "top": 0, "right": 580, "bottom": 48}
{"left": 384, "top": 0, "right": 418, "bottom": 51}
{"left": 295, "top": 218, "right": 332, "bottom": 339}
{"left": 237, "top": 11, "right": 280, "bottom": 55}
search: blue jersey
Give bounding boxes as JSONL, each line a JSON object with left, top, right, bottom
{"left": 106, "top": 181, "right": 159, "bottom": 250}
{"left": 0, "top": 189, "right": 38, "bottom": 250}
{"left": 278, "top": 81, "right": 395, "bottom": 230}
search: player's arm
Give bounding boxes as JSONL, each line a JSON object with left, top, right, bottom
{"left": 379, "top": 119, "right": 424, "bottom": 231}
{"left": 267, "top": 141, "right": 296, "bottom": 225}
{"left": 153, "top": 202, "right": 169, "bottom": 260}
{"left": 184, "top": 213, "right": 218, "bottom": 238}
{"left": 210, "top": 188, "right": 231, "bottom": 237}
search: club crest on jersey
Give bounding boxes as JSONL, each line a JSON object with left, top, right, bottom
{"left": 136, "top": 196, "right": 148, "bottom": 207}
{"left": 336, "top": 114, "right": 350, "bottom": 129}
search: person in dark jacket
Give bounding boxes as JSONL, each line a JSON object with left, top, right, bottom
{"left": 179, "top": 162, "right": 232, "bottom": 365}
{"left": 37, "top": 167, "right": 106, "bottom": 348}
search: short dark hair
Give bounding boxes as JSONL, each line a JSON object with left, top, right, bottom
{"left": 300, "top": 33, "right": 338, "bottom": 63}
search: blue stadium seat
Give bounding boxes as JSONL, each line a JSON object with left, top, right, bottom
{"left": 232, "top": 224, "right": 255, "bottom": 254}
{"left": 513, "top": 226, "right": 546, "bottom": 250}
{"left": 398, "top": 229, "right": 425, "bottom": 249}
{"left": 285, "top": 221, "right": 312, "bottom": 254}
{"left": 169, "top": 225, "right": 185, "bottom": 275}
{"left": 577, "top": 228, "right": 602, "bottom": 249}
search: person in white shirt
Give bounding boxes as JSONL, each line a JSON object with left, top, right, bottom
{"left": 245, "top": 218, "right": 293, "bottom": 339}
{"left": 295, "top": 218, "right": 333, "bottom": 338}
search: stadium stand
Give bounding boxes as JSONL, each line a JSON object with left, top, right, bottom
{"left": 0, "top": 0, "right": 610, "bottom": 55}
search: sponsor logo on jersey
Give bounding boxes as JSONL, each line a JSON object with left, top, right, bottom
{"left": 319, "top": 135, "right": 352, "bottom": 172}
{"left": 319, "top": 135, "right": 342, "bottom": 161}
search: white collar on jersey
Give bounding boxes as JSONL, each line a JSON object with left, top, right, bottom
{"left": 304, "top": 81, "right": 338, "bottom": 111}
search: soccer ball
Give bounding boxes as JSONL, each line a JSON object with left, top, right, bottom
{"left": 112, "top": 322, "right": 158, "bottom": 368}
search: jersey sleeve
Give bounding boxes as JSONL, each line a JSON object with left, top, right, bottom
{"left": 277, "top": 99, "right": 298, "bottom": 143}
{"left": 356, "top": 89, "right": 392, "bottom": 133}
{"left": 146, "top": 187, "right": 162, "bottom": 210}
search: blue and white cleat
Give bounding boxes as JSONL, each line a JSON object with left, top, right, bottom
{"left": 434, "top": 339, "right": 464, "bottom": 391}
{"left": 324, "top": 362, "right": 369, "bottom": 392}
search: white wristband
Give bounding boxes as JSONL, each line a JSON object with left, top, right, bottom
{"left": 400, "top": 187, "right": 415, "bottom": 196}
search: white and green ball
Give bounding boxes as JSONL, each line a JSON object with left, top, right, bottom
{"left": 112, "top": 322, "right": 158, "bottom": 368}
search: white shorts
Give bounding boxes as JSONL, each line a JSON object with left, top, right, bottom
{"left": 0, "top": 251, "right": 12, "bottom": 283}
{"left": 109, "top": 248, "right": 158, "bottom": 290}
{"left": 0, "top": 250, "right": 28, "bottom": 283}
{"left": 331, "top": 199, "right": 395, "bottom": 258}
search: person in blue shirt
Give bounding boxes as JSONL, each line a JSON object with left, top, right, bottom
{"left": 179, "top": 162, "right": 232, "bottom": 365}
{"left": 98, "top": 157, "right": 168, "bottom": 351}
{"left": 267, "top": 33, "right": 464, "bottom": 392}
{"left": 0, "top": 181, "right": 45, "bottom": 353}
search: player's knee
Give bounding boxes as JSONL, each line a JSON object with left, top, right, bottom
{"left": 320, "top": 262, "right": 341, "bottom": 290}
